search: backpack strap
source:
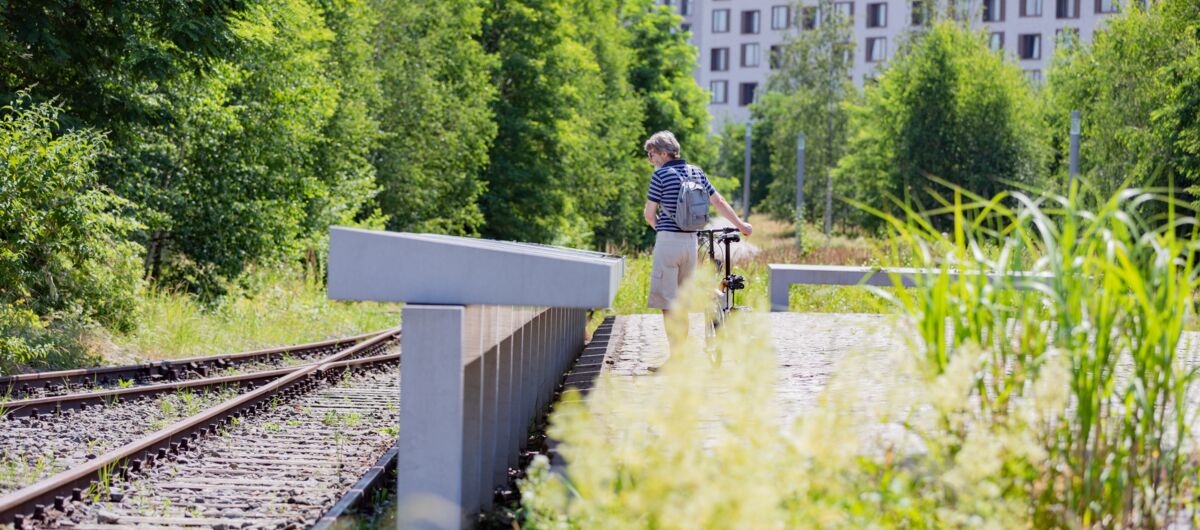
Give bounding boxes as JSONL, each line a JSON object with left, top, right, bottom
{"left": 669, "top": 164, "right": 696, "bottom": 184}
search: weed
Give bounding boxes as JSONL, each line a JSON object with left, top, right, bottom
{"left": 89, "top": 461, "right": 118, "bottom": 503}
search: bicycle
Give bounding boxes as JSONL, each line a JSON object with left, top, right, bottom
{"left": 696, "top": 227, "right": 749, "bottom": 365}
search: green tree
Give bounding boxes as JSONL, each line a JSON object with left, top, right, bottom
{"left": 563, "top": 0, "right": 647, "bottom": 249}
{"left": 0, "top": 0, "right": 246, "bottom": 122}
{"left": 372, "top": 0, "right": 497, "bottom": 236}
{"left": 480, "top": 0, "right": 645, "bottom": 247}
{"left": 305, "top": 0, "right": 386, "bottom": 256}
{"left": 623, "top": 0, "right": 715, "bottom": 169}
{"left": 105, "top": 0, "right": 381, "bottom": 291}
{"left": 755, "top": 0, "right": 855, "bottom": 233}
{"left": 835, "top": 21, "right": 1046, "bottom": 229}
{"left": 1047, "top": 0, "right": 1200, "bottom": 206}
{"left": 0, "top": 96, "right": 142, "bottom": 331}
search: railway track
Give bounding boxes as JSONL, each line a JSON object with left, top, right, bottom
{"left": 0, "top": 330, "right": 402, "bottom": 529}
{"left": 0, "top": 331, "right": 388, "bottom": 400}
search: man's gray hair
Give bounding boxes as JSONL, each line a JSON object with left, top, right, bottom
{"left": 644, "top": 131, "right": 681, "bottom": 158}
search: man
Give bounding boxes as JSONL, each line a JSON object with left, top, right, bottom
{"left": 643, "top": 131, "right": 751, "bottom": 351}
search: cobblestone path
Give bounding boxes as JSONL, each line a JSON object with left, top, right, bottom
{"left": 602, "top": 312, "right": 906, "bottom": 421}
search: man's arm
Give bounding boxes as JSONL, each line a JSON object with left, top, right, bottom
{"left": 644, "top": 200, "right": 658, "bottom": 230}
{"left": 710, "top": 191, "right": 753, "bottom": 236}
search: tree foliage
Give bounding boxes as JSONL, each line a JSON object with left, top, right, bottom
{"left": 480, "top": 0, "right": 646, "bottom": 248}
{"left": 624, "top": 0, "right": 715, "bottom": 169}
{"left": 1047, "top": 0, "right": 1200, "bottom": 206}
{"left": 0, "top": 97, "right": 142, "bottom": 330}
{"left": 834, "top": 21, "right": 1046, "bottom": 229}
{"left": 372, "top": 0, "right": 496, "bottom": 236}
{"left": 754, "top": 1, "right": 855, "bottom": 230}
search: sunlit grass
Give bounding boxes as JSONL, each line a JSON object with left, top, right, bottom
{"left": 116, "top": 266, "right": 399, "bottom": 361}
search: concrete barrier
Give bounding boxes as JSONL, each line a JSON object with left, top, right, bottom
{"left": 768, "top": 264, "right": 1052, "bottom": 312}
{"left": 326, "top": 228, "right": 622, "bottom": 529}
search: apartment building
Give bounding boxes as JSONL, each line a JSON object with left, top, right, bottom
{"left": 662, "top": 0, "right": 1126, "bottom": 128}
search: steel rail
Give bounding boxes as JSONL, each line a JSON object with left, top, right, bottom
{"left": 311, "top": 443, "right": 400, "bottom": 529}
{"left": 0, "top": 326, "right": 401, "bottom": 526}
{"left": 0, "top": 327, "right": 397, "bottom": 419}
{"left": 0, "top": 329, "right": 387, "bottom": 397}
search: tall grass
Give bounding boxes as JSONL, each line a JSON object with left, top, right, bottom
{"left": 117, "top": 266, "right": 399, "bottom": 360}
{"left": 862, "top": 186, "right": 1200, "bottom": 527}
{"left": 521, "top": 188, "right": 1200, "bottom": 529}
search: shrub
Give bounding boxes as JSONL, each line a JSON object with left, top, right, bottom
{"left": 0, "top": 94, "right": 143, "bottom": 330}
{"left": 835, "top": 21, "right": 1046, "bottom": 231}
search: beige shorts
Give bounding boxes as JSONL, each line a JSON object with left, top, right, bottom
{"left": 648, "top": 231, "right": 698, "bottom": 310}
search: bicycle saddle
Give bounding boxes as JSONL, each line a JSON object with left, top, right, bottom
{"left": 718, "top": 233, "right": 741, "bottom": 243}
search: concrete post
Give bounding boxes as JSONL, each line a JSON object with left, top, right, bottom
{"left": 478, "top": 306, "right": 497, "bottom": 509}
{"left": 494, "top": 307, "right": 514, "bottom": 485}
{"left": 396, "top": 305, "right": 468, "bottom": 530}
{"left": 743, "top": 123, "right": 753, "bottom": 220}
{"left": 1069, "top": 110, "right": 1080, "bottom": 193}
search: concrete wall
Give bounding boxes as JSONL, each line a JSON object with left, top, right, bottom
{"left": 395, "top": 305, "right": 588, "bottom": 530}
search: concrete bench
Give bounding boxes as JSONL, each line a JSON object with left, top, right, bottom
{"left": 768, "top": 264, "right": 1052, "bottom": 312}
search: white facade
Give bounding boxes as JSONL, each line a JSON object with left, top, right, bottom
{"left": 664, "top": 0, "right": 1127, "bottom": 129}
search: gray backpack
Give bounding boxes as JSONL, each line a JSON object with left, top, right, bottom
{"left": 671, "top": 164, "right": 709, "bottom": 231}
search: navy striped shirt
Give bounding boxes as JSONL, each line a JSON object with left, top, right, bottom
{"left": 647, "top": 159, "right": 716, "bottom": 232}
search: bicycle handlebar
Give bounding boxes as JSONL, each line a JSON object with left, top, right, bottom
{"left": 695, "top": 227, "right": 740, "bottom": 236}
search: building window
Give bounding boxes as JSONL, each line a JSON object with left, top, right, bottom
{"left": 771, "top": 5, "right": 791, "bottom": 29}
{"left": 990, "top": 31, "right": 1005, "bottom": 51}
{"left": 1019, "top": 33, "right": 1042, "bottom": 59}
{"left": 769, "top": 44, "right": 784, "bottom": 69}
{"left": 713, "top": 9, "right": 730, "bottom": 32}
{"left": 983, "top": 0, "right": 1005, "bottom": 21}
{"left": 741, "top": 43, "right": 761, "bottom": 67}
{"left": 711, "top": 47, "right": 729, "bottom": 71}
{"left": 680, "top": 0, "right": 692, "bottom": 16}
{"left": 711, "top": 80, "right": 728, "bottom": 104}
{"left": 834, "top": 2, "right": 854, "bottom": 20}
{"left": 912, "top": 1, "right": 928, "bottom": 25}
{"left": 1057, "top": 0, "right": 1080, "bottom": 17}
{"left": 739, "top": 82, "right": 758, "bottom": 106}
{"left": 801, "top": 6, "right": 818, "bottom": 29}
{"left": 866, "top": 37, "right": 887, "bottom": 62}
{"left": 1096, "top": 0, "right": 1119, "bottom": 12}
{"left": 741, "top": 10, "right": 761, "bottom": 34}
{"left": 1026, "top": 69, "right": 1044, "bottom": 84}
{"left": 682, "top": 23, "right": 692, "bottom": 33}
{"left": 867, "top": 3, "right": 887, "bottom": 27}
{"left": 1021, "top": 0, "right": 1043, "bottom": 16}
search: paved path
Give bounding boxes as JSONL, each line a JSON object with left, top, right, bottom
{"left": 601, "top": 312, "right": 905, "bottom": 422}
{"left": 598, "top": 313, "right": 1200, "bottom": 424}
